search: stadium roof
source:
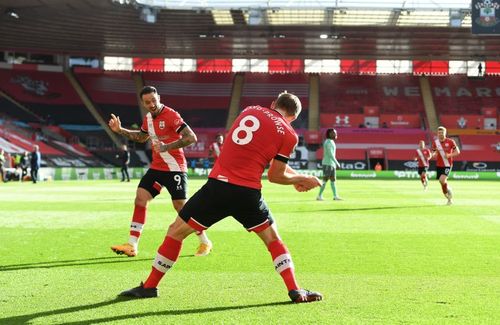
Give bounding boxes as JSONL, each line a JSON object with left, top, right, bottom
{"left": 134, "top": 0, "right": 472, "bottom": 10}
{"left": 0, "top": 0, "right": 498, "bottom": 61}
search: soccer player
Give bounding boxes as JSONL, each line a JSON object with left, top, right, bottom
{"left": 108, "top": 86, "right": 212, "bottom": 257}
{"left": 414, "top": 140, "right": 431, "bottom": 190}
{"left": 119, "top": 92, "right": 324, "bottom": 303}
{"left": 317, "top": 128, "right": 342, "bottom": 201}
{"left": 431, "top": 126, "right": 460, "bottom": 205}
{"left": 208, "top": 133, "right": 224, "bottom": 165}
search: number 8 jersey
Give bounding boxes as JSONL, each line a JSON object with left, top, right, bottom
{"left": 209, "top": 105, "right": 298, "bottom": 190}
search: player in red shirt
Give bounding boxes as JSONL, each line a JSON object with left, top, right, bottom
{"left": 414, "top": 140, "right": 431, "bottom": 190}
{"left": 119, "top": 92, "right": 323, "bottom": 303}
{"left": 108, "top": 86, "right": 212, "bottom": 257}
{"left": 208, "top": 133, "right": 224, "bottom": 165}
{"left": 431, "top": 126, "right": 460, "bottom": 205}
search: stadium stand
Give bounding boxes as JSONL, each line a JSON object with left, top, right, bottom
{"left": 0, "top": 67, "right": 96, "bottom": 125}
{"left": 143, "top": 72, "right": 233, "bottom": 128}
{"left": 0, "top": 115, "right": 110, "bottom": 167}
{"left": 428, "top": 76, "right": 499, "bottom": 130}
{"left": 319, "top": 75, "right": 425, "bottom": 114}
{"left": 1, "top": 65, "right": 498, "bottom": 171}
{"left": 240, "top": 73, "right": 309, "bottom": 128}
{"left": 429, "top": 76, "right": 499, "bottom": 115}
{"left": 74, "top": 69, "right": 141, "bottom": 126}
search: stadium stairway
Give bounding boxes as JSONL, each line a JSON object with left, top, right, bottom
{"left": 419, "top": 76, "right": 439, "bottom": 130}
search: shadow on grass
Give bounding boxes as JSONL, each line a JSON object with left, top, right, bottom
{"left": 0, "top": 256, "right": 152, "bottom": 272}
{"left": 324, "top": 205, "right": 431, "bottom": 212}
{"left": 0, "top": 298, "right": 125, "bottom": 324}
{"left": 0, "top": 297, "right": 291, "bottom": 324}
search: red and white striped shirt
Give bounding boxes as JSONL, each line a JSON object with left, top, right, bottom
{"left": 432, "top": 138, "right": 457, "bottom": 168}
{"left": 415, "top": 148, "right": 431, "bottom": 167}
{"left": 209, "top": 142, "right": 223, "bottom": 161}
{"left": 141, "top": 105, "right": 187, "bottom": 172}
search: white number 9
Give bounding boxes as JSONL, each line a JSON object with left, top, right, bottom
{"left": 231, "top": 115, "right": 260, "bottom": 145}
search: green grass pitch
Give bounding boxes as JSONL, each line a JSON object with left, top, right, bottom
{"left": 0, "top": 178, "right": 499, "bottom": 324}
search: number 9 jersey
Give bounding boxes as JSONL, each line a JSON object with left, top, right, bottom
{"left": 209, "top": 105, "right": 298, "bottom": 190}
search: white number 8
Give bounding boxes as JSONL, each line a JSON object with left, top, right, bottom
{"left": 231, "top": 115, "right": 260, "bottom": 145}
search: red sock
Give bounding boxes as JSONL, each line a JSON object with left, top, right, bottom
{"left": 421, "top": 174, "right": 427, "bottom": 184}
{"left": 144, "top": 236, "right": 182, "bottom": 288}
{"left": 130, "top": 205, "right": 147, "bottom": 238}
{"left": 441, "top": 183, "right": 448, "bottom": 195}
{"left": 267, "top": 240, "right": 299, "bottom": 291}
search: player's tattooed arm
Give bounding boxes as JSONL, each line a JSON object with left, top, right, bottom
{"left": 118, "top": 128, "right": 150, "bottom": 143}
{"left": 108, "top": 113, "right": 149, "bottom": 143}
{"left": 157, "top": 124, "right": 197, "bottom": 152}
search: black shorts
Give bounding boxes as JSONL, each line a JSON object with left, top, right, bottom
{"left": 417, "top": 167, "right": 428, "bottom": 176}
{"left": 322, "top": 165, "right": 337, "bottom": 179}
{"left": 138, "top": 169, "right": 187, "bottom": 200}
{"left": 436, "top": 166, "right": 452, "bottom": 179}
{"left": 179, "top": 179, "right": 274, "bottom": 232}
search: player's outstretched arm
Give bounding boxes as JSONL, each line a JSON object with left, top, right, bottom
{"left": 109, "top": 113, "right": 149, "bottom": 143}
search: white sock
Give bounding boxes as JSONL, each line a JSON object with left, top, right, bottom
{"left": 128, "top": 236, "right": 139, "bottom": 248}
{"left": 196, "top": 231, "right": 211, "bottom": 245}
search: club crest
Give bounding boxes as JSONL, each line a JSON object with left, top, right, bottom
{"left": 159, "top": 120, "right": 165, "bottom": 129}
{"left": 475, "top": 0, "right": 500, "bottom": 27}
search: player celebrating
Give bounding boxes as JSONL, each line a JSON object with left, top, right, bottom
{"left": 431, "top": 126, "right": 460, "bottom": 205}
{"left": 108, "top": 86, "right": 212, "bottom": 257}
{"left": 414, "top": 140, "right": 431, "bottom": 190}
{"left": 317, "top": 128, "right": 342, "bottom": 201}
{"left": 119, "top": 92, "right": 324, "bottom": 303}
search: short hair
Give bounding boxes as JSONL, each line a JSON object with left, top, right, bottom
{"left": 437, "top": 126, "right": 447, "bottom": 133}
{"left": 140, "top": 86, "right": 158, "bottom": 98}
{"left": 326, "top": 128, "right": 336, "bottom": 139}
{"left": 274, "top": 91, "right": 302, "bottom": 117}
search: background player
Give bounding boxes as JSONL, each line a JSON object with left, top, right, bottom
{"left": 208, "top": 133, "right": 224, "bottom": 165}
{"left": 317, "top": 128, "right": 342, "bottom": 201}
{"left": 119, "top": 92, "right": 324, "bottom": 303}
{"left": 414, "top": 140, "right": 431, "bottom": 190}
{"left": 108, "top": 86, "right": 212, "bottom": 257}
{"left": 431, "top": 126, "right": 460, "bottom": 205}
